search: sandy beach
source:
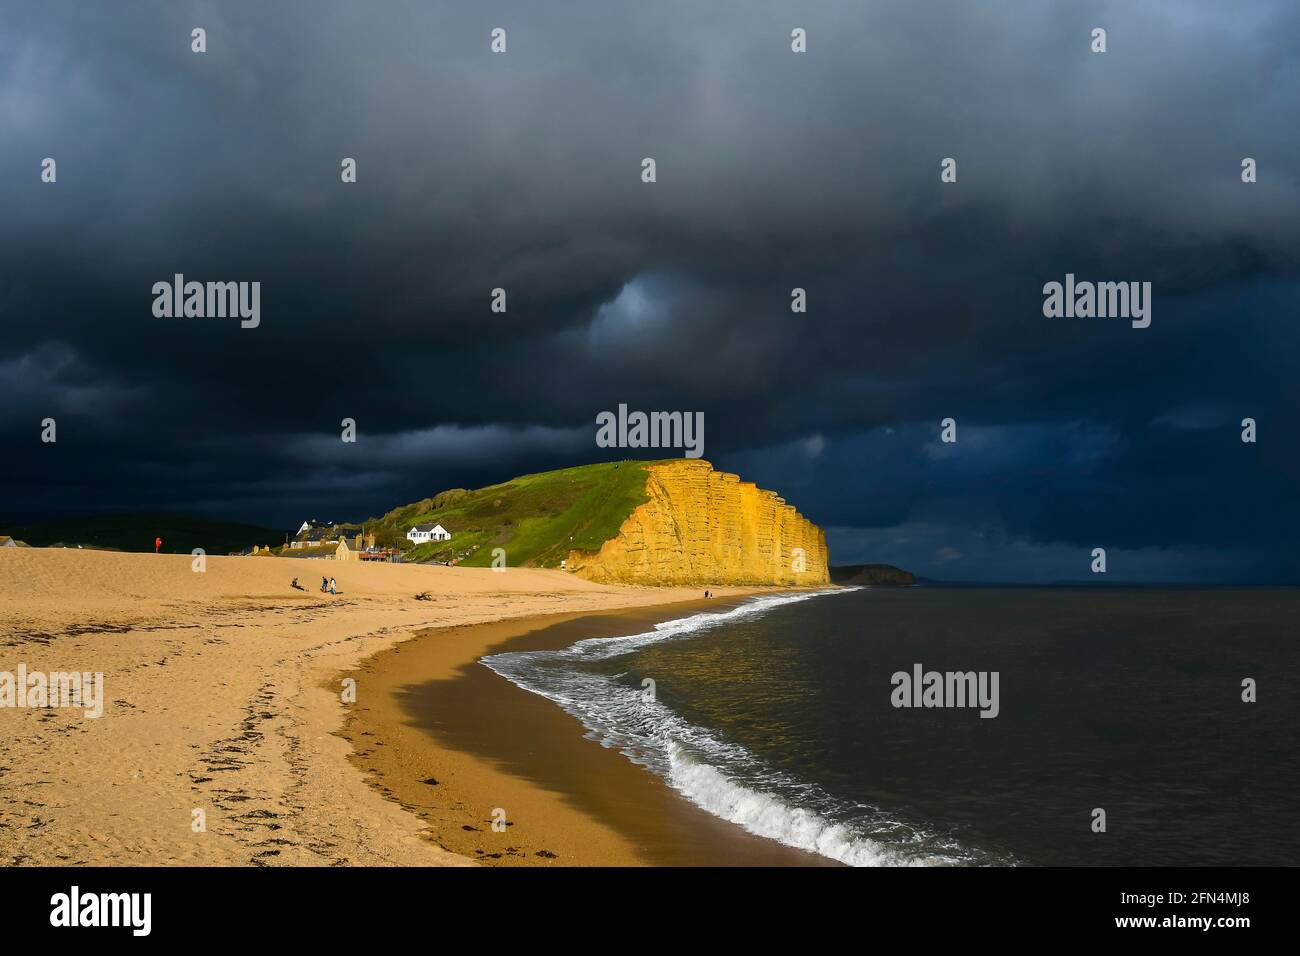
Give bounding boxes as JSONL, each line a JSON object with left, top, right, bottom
{"left": 342, "top": 604, "right": 835, "bottom": 866}
{"left": 0, "top": 548, "right": 764, "bottom": 866}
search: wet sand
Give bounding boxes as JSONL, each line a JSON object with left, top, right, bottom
{"left": 342, "top": 598, "right": 837, "bottom": 866}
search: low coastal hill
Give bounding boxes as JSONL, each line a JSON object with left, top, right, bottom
{"left": 369, "top": 459, "right": 830, "bottom": 586}
{"left": 830, "top": 563, "right": 917, "bottom": 586}
{"left": 2, "top": 514, "right": 285, "bottom": 555}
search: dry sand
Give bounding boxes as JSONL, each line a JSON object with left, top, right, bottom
{"left": 0, "top": 548, "right": 760, "bottom": 866}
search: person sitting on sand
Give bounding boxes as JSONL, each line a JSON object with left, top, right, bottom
{"left": 291, "top": 577, "right": 305, "bottom": 591}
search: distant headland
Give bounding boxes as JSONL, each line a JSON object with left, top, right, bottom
{"left": 830, "top": 564, "right": 917, "bottom": 586}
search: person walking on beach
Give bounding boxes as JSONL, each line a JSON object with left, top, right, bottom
{"left": 328, "top": 576, "right": 337, "bottom": 595}
{"left": 321, "top": 576, "right": 329, "bottom": 593}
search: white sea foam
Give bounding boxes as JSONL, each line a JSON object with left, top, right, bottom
{"left": 482, "top": 588, "right": 1000, "bottom": 867}
{"left": 663, "top": 741, "right": 926, "bottom": 866}
{"left": 552, "top": 588, "right": 858, "bottom": 662}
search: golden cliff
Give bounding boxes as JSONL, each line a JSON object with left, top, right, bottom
{"left": 566, "top": 460, "right": 830, "bottom": 586}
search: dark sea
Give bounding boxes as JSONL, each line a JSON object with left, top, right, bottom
{"left": 483, "top": 587, "right": 1299, "bottom": 866}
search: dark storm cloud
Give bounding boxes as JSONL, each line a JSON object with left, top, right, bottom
{"left": 2, "top": 1, "right": 1298, "bottom": 580}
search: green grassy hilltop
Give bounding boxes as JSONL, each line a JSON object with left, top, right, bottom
{"left": 364, "top": 461, "right": 658, "bottom": 567}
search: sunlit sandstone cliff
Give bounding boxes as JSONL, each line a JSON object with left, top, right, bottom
{"left": 565, "top": 460, "right": 830, "bottom": 586}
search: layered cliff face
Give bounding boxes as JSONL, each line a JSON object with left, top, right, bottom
{"left": 565, "top": 459, "right": 829, "bottom": 586}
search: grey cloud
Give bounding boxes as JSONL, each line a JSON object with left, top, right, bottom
{"left": 2, "top": 1, "right": 1297, "bottom": 581}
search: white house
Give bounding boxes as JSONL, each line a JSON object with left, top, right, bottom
{"left": 407, "top": 523, "right": 451, "bottom": 544}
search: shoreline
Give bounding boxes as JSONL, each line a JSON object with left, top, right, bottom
{"left": 340, "top": 596, "right": 839, "bottom": 866}
{"left": 0, "top": 547, "right": 798, "bottom": 866}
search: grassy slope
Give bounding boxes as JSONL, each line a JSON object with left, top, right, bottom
{"left": 365, "top": 460, "right": 659, "bottom": 568}
{"left": 3, "top": 515, "right": 286, "bottom": 555}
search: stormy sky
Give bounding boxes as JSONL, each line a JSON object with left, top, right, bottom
{"left": 3, "top": 1, "right": 1298, "bottom": 582}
